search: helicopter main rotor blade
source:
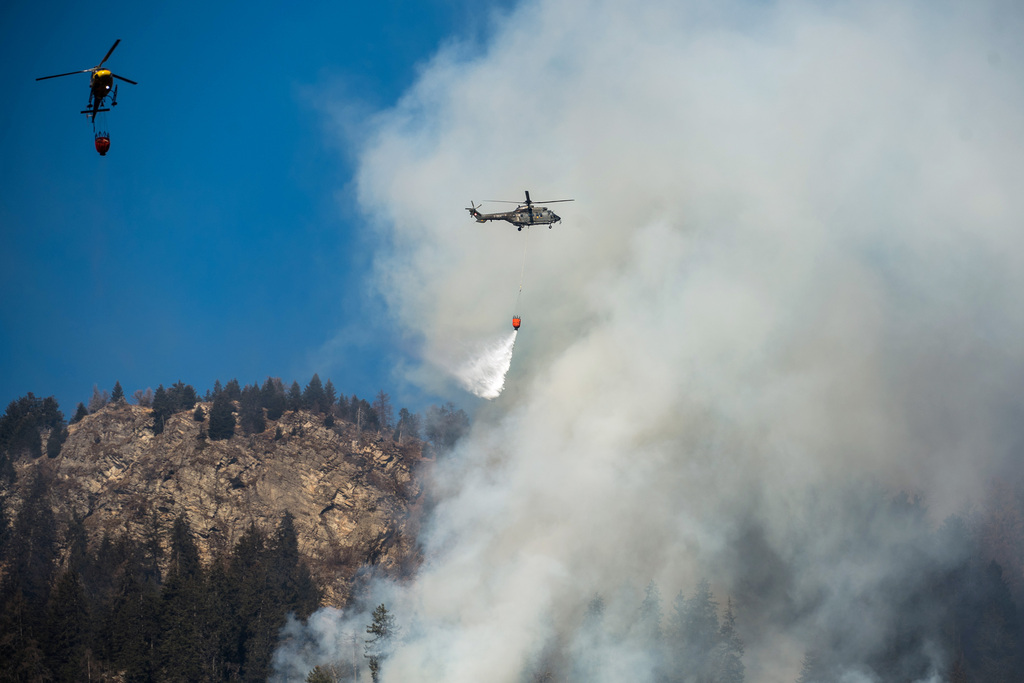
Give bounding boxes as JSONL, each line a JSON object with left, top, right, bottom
{"left": 485, "top": 198, "right": 574, "bottom": 204}
{"left": 36, "top": 69, "right": 92, "bottom": 81}
{"left": 98, "top": 39, "right": 121, "bottom": 68}
{"left": 483, "top": 197, "right": 575, "bottom": 204}
{"left": 112, "top": 74, "right": 137, "bottom": 85}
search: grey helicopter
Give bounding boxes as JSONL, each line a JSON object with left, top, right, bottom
{"left": 466, "top": 191, "right": 573, "bottom": 230}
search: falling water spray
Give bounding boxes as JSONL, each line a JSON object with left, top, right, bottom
{"left": 449, "top": 330, "right": 518, "bottom": 399}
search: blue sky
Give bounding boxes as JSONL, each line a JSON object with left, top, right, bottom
{"left": 1, "top": 1, "right": 506, "bottom": 415}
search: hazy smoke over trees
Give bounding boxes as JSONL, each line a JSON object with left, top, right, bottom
{"left": 282, "top": 0, "right": 1024, "bottom": 680}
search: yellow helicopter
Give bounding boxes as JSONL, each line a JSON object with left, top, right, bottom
{"left": 36, "top": 40, "right": 137, "bottom": 122}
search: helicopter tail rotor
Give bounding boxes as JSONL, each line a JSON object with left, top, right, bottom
{"left": 466, "top": 202, "right": 487, "bottom": 222}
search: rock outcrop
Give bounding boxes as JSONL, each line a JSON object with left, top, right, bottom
{"left": 3, "top": 403, "right": 427, "bottom": 606}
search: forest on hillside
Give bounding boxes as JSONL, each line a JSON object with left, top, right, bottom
{"left": 1, "top": 486, "right": 318, "bottom": 682}
{"left": 0, "top": 374, "right": 470, "bottom": 467}
{"left": 4, "top": 379, "right": 1024, "bottom": 681}
{"left": 283, "top": 488, "right": 1024, "bottom": 683}
{"left": 0, "top": 375, "right": 468, "bottom": 682}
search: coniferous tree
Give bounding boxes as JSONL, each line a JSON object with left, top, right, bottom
{"left": 226, "top": 512, "right": 321, "bottom": 682}
{"left": 637, "top": 580, "right": 664, "bottom": 644}
{"left": 79, "top": 531, "right": 120, "bottom": 620}
{"left": 40, "top": 396, "right": 62, "bottom": 426}
{"left": 324, "top": 379, "right": 337, "bottom": 411}
{"left": 715, "top": 598, "right": 744, "bottom": 683}
{"left": 0, "top": 451, "right": 10, "bottom": 487}
{"left": 208, "top": 393, "right": 236, "bottom": 441}
{"left": 224, "top": 379, "right": 242, "bottom": 401}
{"left": 971, "top": 561, "right": 1021, "bottom": 683}
{"left": 167, "top": 515, "right": 201, "bottom": 590}
{"left": 304, "top": 374, "right": 327, "bottom": 413}
{"left": 0, "top": 393, "right": 64, "bottom": 460}
{"left": 0, "top": 474, "right": 59, "bottom": 663}
{"left": 394, "top": 408, "right": 420, "bottom": 443}
{"left": 168, "top": 380, "right": 198, "bottom": 412}
{"left": 151, "top": 384, "right": 173, "bottom": 434}
{"left": 107, "top": 560, "right": 160, "bottom": 680}
{"left": 424, "top": 402, "right": 470, "bottom": 452}
{"left": 158, "top": 515, "right": 207, "bottom": 682}
{"left": 0, "top": 590, "right": 47, "bottom": 681}
{"left": 796, "top": 650, "right": 827, "bottom": 683}
{"left": 193, "top": 404, "right": 206, "bottom": 422}
{"left": 271, "top": 511, "right": 320, "bottom": 618}
{"left": 357, "top": 398, "right": 379, "bottom": 432}
{"left": 634, "top": 580, "right": 665, "bottom": 680}
{"left": 64, "top": 514, "right": 90, "bottom": 578}
{"left": 572, "top": 593, "right": 609, "bottom": 682}
{"left": 203, "top": 559, "right": 239, "bottom": 681}
{"left": 262, "top": 377, "right": 287, "bottom": 420}
{"left": 684, "top": 578, "right": 719, "bottom": 683}
{"left": 666, "top": 590, "right": 688, "bottom": 681}
{"left": 111, "top": 380, "right": 125, "bottom": 405}
{"left": 230, "top": 523, "right": 275, "bottom": 682}
{"left": 0, "top": 495, "right": 8, "bottom": 559}
{"left": 306, "top": 665, "right": 337, "bottom": 683}
{"left": 85, "top": 533, "right": 118, "bottom": 663}
{"left": 288, "top": 381, "right": 304, "bottom": 412}
{"left": 45, "top": 569, "right": 89, "bottom": 682}
{"left": 239, "top": 384, "right": 266, "bottom": 435}
{"left": 365, "top": 604, "right": 398, "bottom": 683}
{"left": 71, "top": 402, "right": 88, "bottom": 424}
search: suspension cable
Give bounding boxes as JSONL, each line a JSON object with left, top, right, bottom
{"left": 514, "top": 227, "right": 529, "bottom": 315}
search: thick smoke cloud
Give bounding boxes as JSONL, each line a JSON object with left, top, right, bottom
{"left": 282, "top": 1, "right": 1024, "bottom": 680}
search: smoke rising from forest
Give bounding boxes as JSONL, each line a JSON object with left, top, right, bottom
{"left": 283, "top": 0, "right": 1024, "bottom": 680}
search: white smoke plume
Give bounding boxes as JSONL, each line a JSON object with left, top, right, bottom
{"left": 278, "top": 0, "right": 1024, "bottom": 680}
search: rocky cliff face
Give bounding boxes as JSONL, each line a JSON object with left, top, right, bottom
{"left": 3, "top": 403, "right": 427, "bottom": 606}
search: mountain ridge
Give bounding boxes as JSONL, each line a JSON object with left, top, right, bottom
{"left": 3, "top": 401, "right": 426, "bottom": 606}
